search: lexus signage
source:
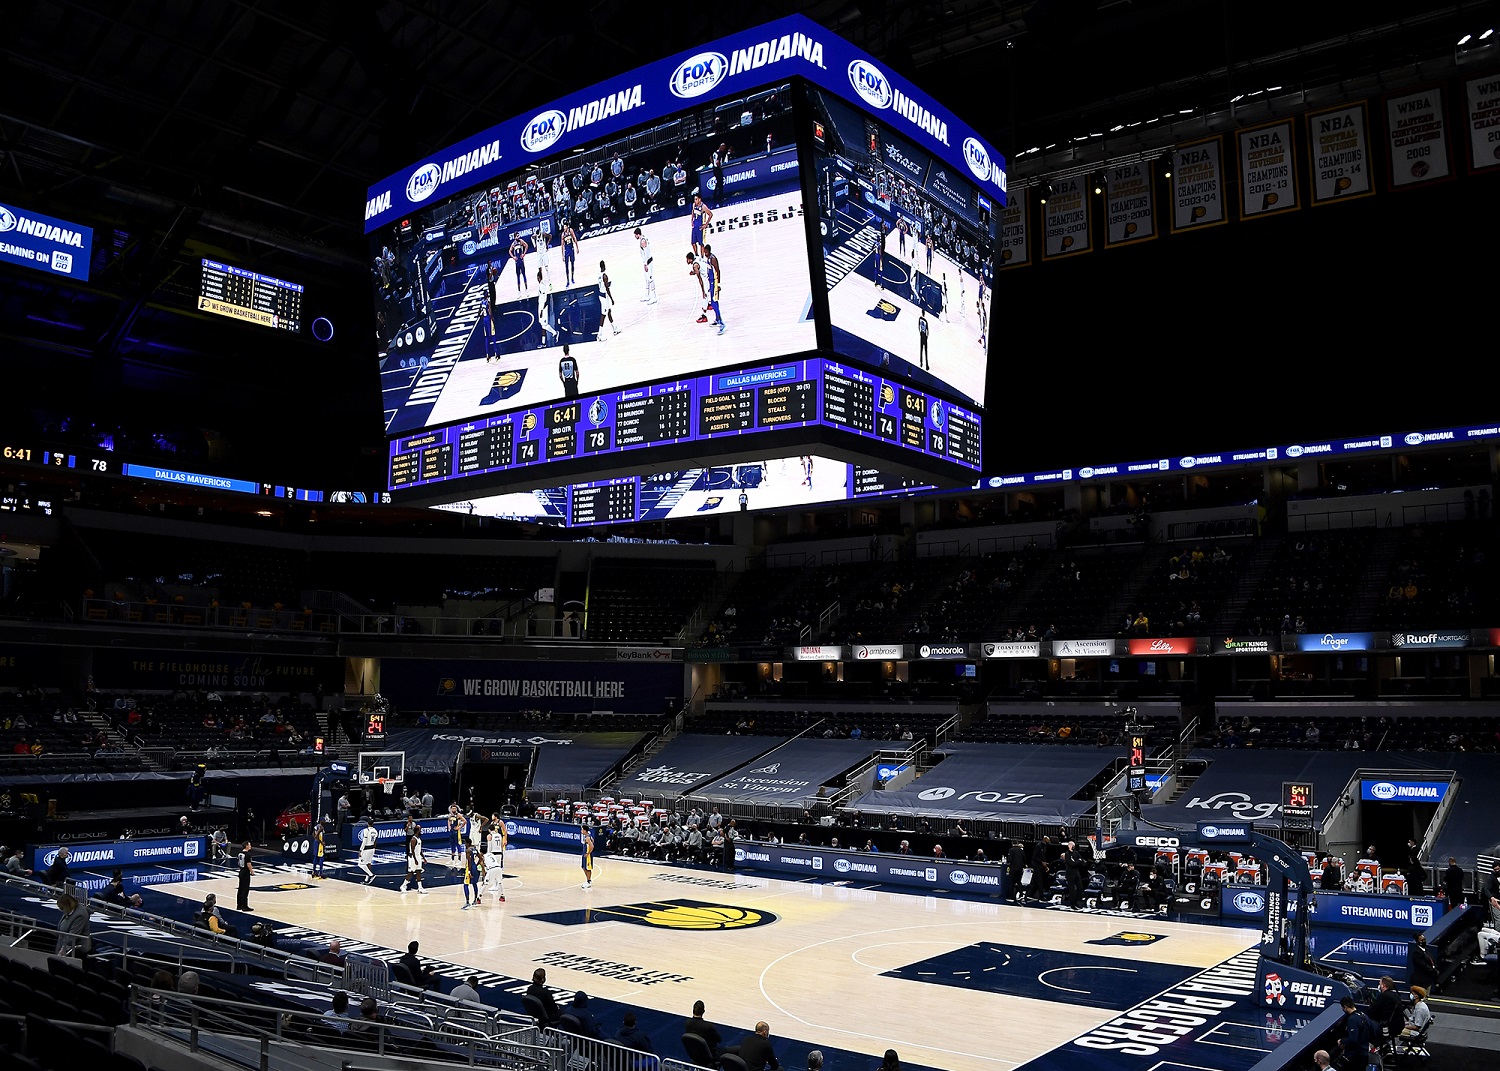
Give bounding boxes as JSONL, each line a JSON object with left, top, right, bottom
{"left": 982, "top": 641, "right": 1041, "bottom": 659}
{"left": 854, "top": 644, "right": 905, "bottom": 661}
{"left": 917, "top": 643, "right": 970, "bottom": 660}
{"left": 794, "top": 645, "right": 842, "bottom": 661}
{"left": 1127, "top": 637, "right": 1197, "bottom": 655}
{"left": 1052, "top": 639, "right": 1117, "bottom": 657}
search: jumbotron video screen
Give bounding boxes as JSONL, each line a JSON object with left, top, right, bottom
{"left": 364, "top": 15, "right": 1006, "bottom": 504}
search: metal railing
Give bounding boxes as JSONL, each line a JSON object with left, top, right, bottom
{"left": 540, "top": 1023, "right": 660, "bottom": 1071}
{"left": 127, "top": 986, "right": 564, "bottom": 1071}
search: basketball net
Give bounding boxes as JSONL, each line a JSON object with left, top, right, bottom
{"left": 379, "top": 778, "right": 395, "bottom": 796}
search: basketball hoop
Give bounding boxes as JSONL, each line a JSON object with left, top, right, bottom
{"left": 378, "top": 778, "right": 395, "bottom": 796}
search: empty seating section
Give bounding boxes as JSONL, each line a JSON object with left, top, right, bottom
{"left": 1373, "top": 522, "right": 1495, "bottom": 629}
{"left": 80, "top": 528, "right": 309, "bottom": 610}
{"left": 957, "top": 702, "right": 1136, "bottom": 745}
{"left": 98, "top": 692, "right": 323, "bottom": 767}
{"left": 917, "top": 550, "right": 1043, "bottom": 640}
{"left": 1233, "top": 530, "right": 1376, "bottom": 633}
{"left": 696, "top": 702, "right": 953, "bottom": 740}
{"left": 1212, "top": 704, "right": 1500, "bottom": 751}
{"left": 587, "top": 558, "right": 717, "bottom": 642}
{"left": 310, "top": 551, "right": 555, "bottom": 609}
{"left": 1005, "top": 548, "right": 1146, "bottom": 636}
{"left": 1127, "top": 541, "right": 1246, "bottom": 637}
{"left": 833, "top": 557, "right": 968, "bottom": 642}
{"left": 703, "top": 561, "right": 880, "bottom": 647}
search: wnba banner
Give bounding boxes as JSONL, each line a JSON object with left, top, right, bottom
{"left": 1237, "top": 120, "right": 1299, "bottom": 219}
{"left": 1307, "top": 101, "right": 1374, "bottom": 205}
{"left": 1170, "top": 136, "right": 1226, "bottom": 231}
{"left": 1103, "top": 161, "right": 1155, "bottom": 246}
{"left": 1463, "top": 74, "right": 1500, "bottom": 172}
{"left": 1041, "top": 174, "right": 1090, "bottom": 259}
{"left": 1386, "top": 85, "right": 1452, "bottom": 188}
{"left": 998, "top": 185, "right": 1030, "bottom": 268}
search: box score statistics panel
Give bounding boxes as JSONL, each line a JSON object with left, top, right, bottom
{"left": 388, "top": 358, "right": 981, "bottom": 493}
{"left": 198, "top": 258, "right": 304, "bottom": 333}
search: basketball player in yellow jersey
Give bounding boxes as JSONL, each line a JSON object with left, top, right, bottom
{"left": 461, "top": 844, "right": 483, "bottom": 909}
{"left": 580, "top": 826, "right": 595, "bottom": 890}
{"left": 312, "top": 824, "right": 326, "bottom": 878}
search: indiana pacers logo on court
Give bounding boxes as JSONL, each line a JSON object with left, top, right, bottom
{"left": 527, "top": 898, "right": 776, "bottom": 930}
{"left": 1086, "top": 931, "right": 1166, "bottom": 946}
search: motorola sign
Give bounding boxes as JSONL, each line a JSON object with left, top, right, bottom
{"left": 918, "top": 643, "right": 969, "bottom": 659}
{"left": 917, "top": 786, "right": 956, "bottom": 800}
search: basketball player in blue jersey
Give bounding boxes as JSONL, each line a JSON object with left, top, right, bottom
{"left": 481, "top": 289, "right": 498, "bottom": 363}
{"left": 702, "top": 243, "right": 724, "bottom": 334}
{"left": 924, "top": 229, "right": 934, "bottom": 273}
{"left": 560, "top": 221, "right": 579, "bottom": 286}
{"left": 461, "top": 844, "right": 482, "bottom": 908}
{"left": 897, "top": 217, "right": 907, "bottom": 257}
{"left": 875, "top": 222, "right": 887, "bottom": 290}
{"left": 690, "top": 194, "right": 712, "bottom": 258}
{"left": 447, "top": 803, "right": 463, "bottom": 861}
{"left": 580, "top": 826, "right": 595, "bottom": 890}
{"left": 508, "top": 236, "right": 529, "bottom": 295}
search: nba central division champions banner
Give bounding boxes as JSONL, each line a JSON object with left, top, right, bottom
{"left": 1103, "top": 161, "right": 1155, "bottom": 246}
{"left": 1170, "top": 136, "right": 1227, "bottom": 231}
{"left": 1307, "top": 101, "right": 1374, "bottom": 205}
{"left": 1041, "top": 174, "right": 1090, "bottom": 259}
{"left": 1237, "top": 119, "right": 1298, "bottom": 219}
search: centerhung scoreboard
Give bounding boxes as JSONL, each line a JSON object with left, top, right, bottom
{"left": 365, "top": 14, "right": 1006, "bottom": 517}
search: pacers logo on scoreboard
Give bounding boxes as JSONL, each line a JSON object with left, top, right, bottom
{"left": 867, "top": 299, "right": 900, "bottom": 321}
{"left": 526, "top": 898, "right": 776, "bottom": 930}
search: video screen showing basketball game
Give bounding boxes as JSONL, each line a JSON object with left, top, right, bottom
{"left": 372, "top": 87, "right": 815, "bottom": 437}
{"left": 806, "top": 87, "right": 995, "bottom": 411}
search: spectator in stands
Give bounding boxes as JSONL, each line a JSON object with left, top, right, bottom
{"left": 400, "top": 940, "right": 437, "bottom": 988}
{"left": 1402, "top": 986, "right": 1432, "bottom": 1037}
{"left": 1368, "top": 976, "right": 1404, "bottom": 1038}
{"left": 319, "top": 939, "right": 347, "bottom": 966}
{"left": 617, "top": 1011, "right": 654, "bottom": 1052}
{"left": 876, "top": 1049, "right": 902, "bottom": 1071}
{"left": 5, "top": 846, "right": 33, "bottom": 877}
{"left": 807, "top": 1051, "right": 823, "bottom": 1071}
{"left": 322, "top": 991, "right": 353, "bottom": 1033}
{"left": 1312, "top": 1050, "right": 1331, "bottom": 1070}
{"left": 567, "top": 991, "right": 604, "bottom": 1039}
{"left": 42, "top": 846, "right": 69, "bottom": 887}
{"left": 728, "top": 1021, "right": 780, "bottom": 1071}
{"left": 1404, "top": 838, "right": 1426, "bottom": 895}
{"left": 1442, "top": 856, "right": 1465, "bottom": 909}
{"left": 527, "top": 968, "right": 562, "bottom": 1026}
{"left": 350, "top": 996, "right": 384, "bottom": 1039}
{"left": 685, "top": 999, "right": 725, "bottom": 1057}
{"left": 177, "top": 971, "right": 200, "bottom": 995}
{"left": 55, "top": 892, "right": 91, "bottom": 957}
{"left": 451, "top": 975, "right": 481, "bottom": 1004}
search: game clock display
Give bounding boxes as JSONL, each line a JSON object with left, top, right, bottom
{"left": 388, "top": 357, "right": 980, "bottom": 492}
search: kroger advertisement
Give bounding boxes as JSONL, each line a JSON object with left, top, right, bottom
{"left": 733, "top": 840, "right": 1009, "bottom": 895}
{"left": 31, "top": 836, "right": 204, "bottom": 871}
{"left": 378, "top": 658, "right": 683, "bottom": 714}
{"left": 0, "top": 200, "right": 93, "bottom": 281}
{"left": 363, "top": 14, "right": 1006, "bottom": 236}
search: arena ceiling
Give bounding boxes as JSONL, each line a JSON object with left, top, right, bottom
{"left": 0, "top": 0, "right": 1492, "bottom": 477}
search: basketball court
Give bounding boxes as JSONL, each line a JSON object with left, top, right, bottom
{"left": 149, "top": 841, "right": 1269, "bottom": 1071}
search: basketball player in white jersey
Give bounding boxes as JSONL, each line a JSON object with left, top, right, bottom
{"left": 534, "top": 228, "right": 553, "bottom": 289}
{"left": 941, "top": 274, "right": 950, "bottom": 322}
{"left": 357, "top": 820, "right": 379, "bottom": 884}
{"left": 597, "top": 260, "right": 620, "bottom": 337}
{"left": 686, "top": 252, "right": 710, "bottom": 323}
{"left": 536, "top": 269, "right": 559, "bottom": 343}
{"left": 634, "top": 227, "right": 657, "bottom": 304}
{"left": 400, "top": 831, "right": 428, "bottom": 893}
{"left": 485, "top": 821, "right": 507, "bottom": 902}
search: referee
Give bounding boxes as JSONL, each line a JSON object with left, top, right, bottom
{"left": 236, "top": 840, "right": 254, "bottom": 911}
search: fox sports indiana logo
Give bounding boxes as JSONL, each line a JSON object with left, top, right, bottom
{"left": 962, "top": 137, "right": 993, "bottom": 183}
{"left": 405, "top": 163, "right": 442, "bottom": 203}
{"left": 0, "top": 206, "right": 15, "bottom": 232}
{"left": 847, "top": 60, "right": 893, "bottom": 109}
{"left": 522, "top": 109, "right": 567, "bottom": 154}
{"left": 670, "top": 52, "right": 728, "bottom": 99}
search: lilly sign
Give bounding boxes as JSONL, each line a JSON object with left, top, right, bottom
{"left": 1360, "top": 779, "right": 1449, "bottom": 803}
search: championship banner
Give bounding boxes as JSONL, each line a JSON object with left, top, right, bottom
{"left": 1170, "top": 136, "right": 1227, "bottom": 231}
{"left": 1237, "top": 120, "right": 1299, "bottom": 219}
{"left": 1306, "top": 101, "right": 1374, "bottom": 205}
{"left": 1041, "top": 174, "right": 1090, "bottom": 259}
{"left": 1103, "top": 161, "right": 1155, "bottom": 246}
{"left": 998, "top": 185, "right": 1030, "bottom": 268}
{"left": 1464, "top": 73, "right": 1500, "bottom": 172}
{"left": 1385, "top": 85, "right": 1452, "bottom": 188}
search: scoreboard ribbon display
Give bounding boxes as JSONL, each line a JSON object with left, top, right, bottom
{"left": 389, "top": 357, "right": 981, "bottom": 492}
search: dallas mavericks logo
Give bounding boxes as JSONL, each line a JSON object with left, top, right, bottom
{"left": 962, "top": 137, "right": 993, "bottom": 183}
{"left": 522, "top": 109, "right": 567, "bottom": 153}
{"left": 847, "top": 59, "right": 893, "bottom": 110}
{"left": 588, "top": 397, "right": 609, "bottom": 426}
{"left": 929, "top": 400, "right": 945, "bottom": 431}
{"left": 0, "top": 206, "right": 15, "bottom": 232}
{"left": 669, "top": 52, "right": 728, "bottom": 99}
{"left": 406, "top": 163, "right": 442, "bottom": 203}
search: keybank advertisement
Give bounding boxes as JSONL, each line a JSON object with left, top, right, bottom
{"left": 31, "top": 837, "right": 203, "bottom": 871}
{"left": 380, "top": 659, "right": 683, "bottom": 713}
{"left": 363, "top": 13, "right": 1006, "bottom": 232}
{"left": 0, "top": 199, "right": 93, "bottom": 281}
{"left": 1219, "top": 886, "right": 1445, "bottom": 931}
{"left": 733, "top": 841, "right": 1009, "bottom": 894}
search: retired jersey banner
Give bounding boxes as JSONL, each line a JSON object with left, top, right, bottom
{"left": 1386, "top": 86, "right": 1452, "bottom": 188}
{"left": 1041, "top": 174, "right": 1090, "bottom": 259}
{"left": 1103, "top": 160, "right": 1156, "bottom": 246}
{"left": 1464, "top": 73, "right": 1500, "bottom": 172}
{"left": 998, "top": 185, "right": 1030, "bottom": 268}
{"left": 1307, "top": 101, "right": 1374, "bottom": 205}
{"left": 1170, "top": 136, "right": 1227, "bottom": 231}
{"left": 1238, "top": 120, "right": 1299, "bottom": 219}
